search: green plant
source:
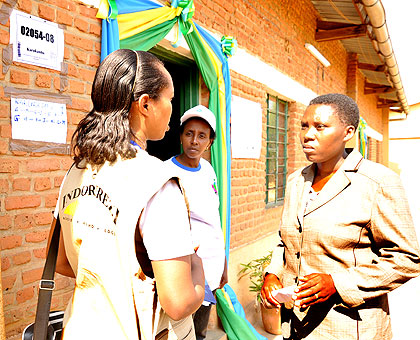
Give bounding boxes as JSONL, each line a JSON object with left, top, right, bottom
{"left": 238, "top": 251, "right": 272, "bottom": 301}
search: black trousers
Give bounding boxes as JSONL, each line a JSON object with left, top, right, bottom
{"left": 193, "top": 304, "right": 212, "bottom": 340}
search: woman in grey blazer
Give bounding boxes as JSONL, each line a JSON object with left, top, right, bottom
{"left": 261, "top": 93, "right": 420, "bottom": 340}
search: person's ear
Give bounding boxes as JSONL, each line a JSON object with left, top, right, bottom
{"left": 343, "top": 125, "right": 355, "bottom": 142}
{"left": 206, "top": 138, "right": 214, "bottom": 150}
{"left": 138, "top": 93, "right": 151, "bottom": 116}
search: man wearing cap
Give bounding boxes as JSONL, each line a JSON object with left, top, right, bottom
{"left": 165, "top": 105, "right": 228, "bottom": 339}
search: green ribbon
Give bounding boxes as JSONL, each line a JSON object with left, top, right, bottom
{"left": 108, "top": 0, "right": 118, "bottom": 20}
{"left": 170, "top": 0, "right": 195, "bottom": 47}
{"left": 221, "top": 36, "right": 237, "bottom": 58}
{"left": 358, "top": 117, "right": 368, "bottom": 158}
{"left": 171, "top": 0, "right": 195, "bottom": 22}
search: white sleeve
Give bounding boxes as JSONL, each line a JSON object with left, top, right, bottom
{"left": 140, "top": 179, "right": 194, "bottom": 261}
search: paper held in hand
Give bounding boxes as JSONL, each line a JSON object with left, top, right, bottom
{"left": 272, "top": 285, "right": 296, "bottom": 304}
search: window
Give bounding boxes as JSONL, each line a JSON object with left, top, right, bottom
{"left": 266, "top": 95, "right": 288, "bottom": 205}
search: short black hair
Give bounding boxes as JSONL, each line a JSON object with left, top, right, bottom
{"left": 180, "top": 117, "right": 216, "bottom": 140}
{"left": 309, "top": 93, "right": 359, "bottom": 129}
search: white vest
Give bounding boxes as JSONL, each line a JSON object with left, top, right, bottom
{"left": 58, "top": 150, "right": 194, "bottom": 340}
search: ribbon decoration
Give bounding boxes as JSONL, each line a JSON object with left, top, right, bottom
{"left": 358, "top": 117, "right": 368, "bottom": 158}
{"left": 96, "top": 0, "right": 118, "bottom": 20}
{"left": 221, "top": 36, "right": 237, "bottom": 58}
{"left": 170, "top": 0, "right": 195, "bottom": 47}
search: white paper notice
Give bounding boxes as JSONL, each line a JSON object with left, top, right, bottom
{"left": 9, "top": 10, "right": 64, "bottom": 71}
{"left": 272, "top": 285, "right": 296, "bottom": 304}
{"left": 11, "top": 97, "right": 67, "bottom": 144}
{"left": 231, "top": 95, "right": 262, "bottom": 159}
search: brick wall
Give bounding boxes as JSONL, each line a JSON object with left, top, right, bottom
{"left": 0, "top": 1, "right": 100, "bottom": 337}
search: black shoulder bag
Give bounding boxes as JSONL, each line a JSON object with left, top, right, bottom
{"left": 22, "top": 216, "right": 64, "bottom": 340}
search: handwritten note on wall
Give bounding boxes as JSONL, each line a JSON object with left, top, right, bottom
{"left": 11, "top": 97, "right": 67, "bottom": 144}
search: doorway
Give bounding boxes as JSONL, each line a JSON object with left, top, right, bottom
{"left": 147, "top": 46, "right": 199, "bottom": 161}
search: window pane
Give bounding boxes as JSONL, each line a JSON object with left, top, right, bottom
{"left": 268, "top": 98, "right": 277, "bottom": 112}
{"left": 267, "top": 188, "right": 276, "bottom": 203}
{"left": 278, "top": 113, "right": 286, "bottom": 127}
{"left": 267, "top": 127, "right": 277, "bottom": 141}
{"left": 278, "top": 101, "right": 286, "bottom": 113}
{"left": 266, "top": 174, "right": 276, "bottom": 189}
{"left": 267, "top": 159, "right": 276, "bottom": 174}
{"left": 267, "top": 110, "right": 277, "bottom": 127}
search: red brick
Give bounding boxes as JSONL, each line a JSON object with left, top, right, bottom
{"left": 78, "top": 5, "right": 98, "bottom": 18}
{"left": 33, "top": 247, "right": 47, "bottom": 259}
{"left": 54, "top": 176, "right": 64, "bottom": 187}
{"left": 13, "top": 251, "right": 31, "bottom": 265}
{"left": 94, "top": 41, "right": 101, "bottom": 53}
{"left": 1, "top": 124, "right": 12, "bottom": 138}
{"left": 0, "top": 159, "right": 19, "bottom": 173}
{"left": 90, "top": 22, "right": 101, "bottom": 37}
{"left": 0, "top": 139, "right": 8, "bottom": 154}
{"left": 78, "top": 68, "right": 95, "bottom": 82}
{"left": 26, "top": 158, "right": 61, "bottom": 172}
{"left": 16, "top": 286, "right": 34, "bottom": 304}
{"left": 61, "top": 157, "right": 73, "bottom": 170}
{"left": 0, "top": 215, "right": 12, "bottom": 230}
{"left": 1, "top": 235, "right": 22, "bottom": 250}
{"left": 53, "top": 76, "right": 62, "bottom": 91}
{"left": 45, "top": 193, "right": 59, "bottom": 208}
{"left": 0, "top": 178, "right": 9, "bottom": 193}
{"left": 38, "top": 3, "right": 55, "bottom": 21}
{"left": 65, "top": 32, "right": 94, "bottom": 51}
{"left": 34, "top": 177, "right": 52, "bottom": 191}
{"left": 3, "top": 293, "right": 13, "bottom": 306}
{"left": 14, "top": 213, "right": 35, "bottom": 229}
{"left": 45, "top": 0, "right": 76, "bottom": 11}
{"left": 75, "top": 18, "right": 89, "bottom": 33}
{"left": 22, "top": 267, "right": 43, "bottom": 284}
{"left": 34, "top": 211, "right": 53, "bottom": 225}
{"left": 10, "top": 70, "right": 30, "bottom": 85}
{"left": 5, "top": 195, "right": 42, "bottom": 210}
{"left": 56, "top": 8, "right": 73, "bottom": 26}
{"left": 35, "top": 73, "right": 52, "bottom": 88}
{"left": 2, "top": 256, "right": 11, "bottom": 271}
{"left": 68, "top": 97, "right": 91, "bottom": 112}
{"left": 67, "top": 63, "right": 78, "bottom": 77}
{"left": 0, "top": 103, "right": 9, "bottom": 118}
{"left": 2, "top": 274, "right": 17, "bottom": 290}
{"left": 18, "top": 0, "right": 32, "bottom": 12}
{"left": 69, "top": 79, "right": 85, "bottom": 94}
{"left": 73, "top": 49, "right": 88, "bottom": 64}
{"left": 13, "top": 177, "right": 31, "bottom": 191}
{"left": 88, "top": 53, "right": 100, "bottom": 67}
{"left": 0, "top": 28, "right": 9, "bottom": 44}
{"left": 25, "top": 229, "right": 49, "bottom": 243}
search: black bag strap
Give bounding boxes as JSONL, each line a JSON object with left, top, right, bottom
{"left": 33, "top": 215, "right": 61, "bottom": 340}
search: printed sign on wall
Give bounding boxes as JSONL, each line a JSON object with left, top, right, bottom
{"left": 9, "top": 10, "right": 64, "bottom": 71}
{"left": 231, "top": 95, "right": 262, "bottom": 159}
{"left": 11, "top": 97, "right": 67, "bottom": 144}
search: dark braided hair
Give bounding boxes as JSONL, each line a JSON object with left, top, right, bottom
{"left": 71, "top": 49, "right": 169, "bottom": 167}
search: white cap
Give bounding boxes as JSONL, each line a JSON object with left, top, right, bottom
{"left": 180, "top": 105, "right": 216, "bottom": 133}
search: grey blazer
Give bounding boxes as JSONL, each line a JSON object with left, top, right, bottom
{"left": 266, "top": 149, "right": 420, "bottom": 340}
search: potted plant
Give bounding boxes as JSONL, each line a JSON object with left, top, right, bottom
{"left": 238, "top": 251, "right": 282, "bottom": 335}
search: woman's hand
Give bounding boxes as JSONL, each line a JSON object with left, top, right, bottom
{"left": 261, "top": 273, "right": 283, "bottom": 308}
{"left": 292, "top": 273, "right": 336, "bottom": 308}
